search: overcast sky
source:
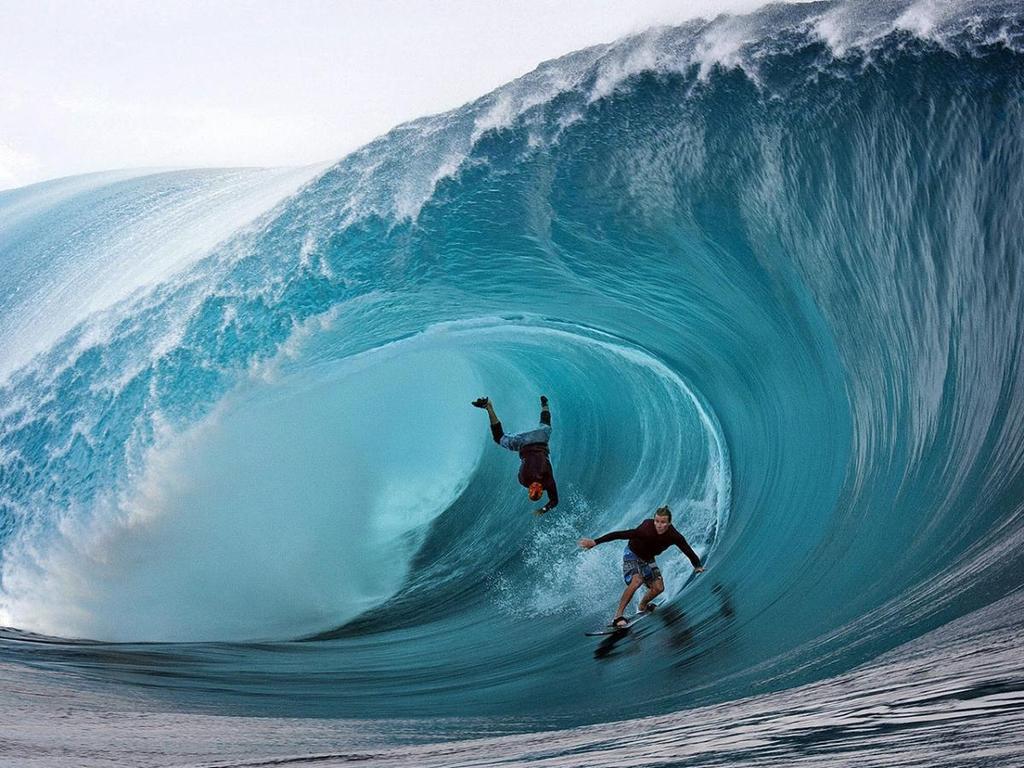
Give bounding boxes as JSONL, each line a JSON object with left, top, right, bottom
{"left": 1, "top": 1, "right": 772, "bottom": 190}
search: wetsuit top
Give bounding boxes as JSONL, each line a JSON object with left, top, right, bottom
{"left": 594, "top": 519, "right": 701, "bottom": 568}
{"left": 490, "top": 407, "right": 558, "bottom": 509}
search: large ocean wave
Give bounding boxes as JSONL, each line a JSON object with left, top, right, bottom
{"left": 2, "top": 0, "right": 1023, "bottom": 763}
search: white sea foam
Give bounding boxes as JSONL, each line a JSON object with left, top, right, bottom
{"left": 0, "top": 338, "right": 485, "bottom": 642}
{"left": 320, "top": 1, "right": 1007, "bottom": 230}
{"left": 0, "top": 164, "right": 326, "bottom": 383}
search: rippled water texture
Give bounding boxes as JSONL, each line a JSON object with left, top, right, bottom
{"left": 2, "top": 0, "right": 1023, "bottom": 764}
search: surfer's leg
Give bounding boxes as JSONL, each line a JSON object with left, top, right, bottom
{"left": 638, "top": 575, "right": 664, "bottom": 612}
{"left": 615, "top": 573, "right": 644, "bottom": 621}
{"left": 483, "top": 401, "right": 500, "bottom": 427}
{"left": 473, "top": 397, "right": 503, "bottom": 440}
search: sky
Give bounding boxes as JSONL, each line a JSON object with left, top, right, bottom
{"left": 0, "top": 0, "right": 773, "bottom": 191}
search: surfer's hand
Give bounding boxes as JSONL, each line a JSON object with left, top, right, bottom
{"left": 533, "top": 507, "right": 547, "bottom": 516}
{"left": 578, "top": 538, "right": 596, "bottom": 549}
{"left": 694, "top": 566, "right": 705, "bottom": 574}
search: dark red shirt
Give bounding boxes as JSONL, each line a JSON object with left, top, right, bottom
{"left": 490, "top": 408, "right": 558, "bottom": 509}
{"left": 594, "top": 519, "right": 701, "bottom": 568}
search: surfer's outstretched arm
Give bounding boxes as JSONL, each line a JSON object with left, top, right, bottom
{"left": 673, "top": 531, "right": 704, "bottom": 571}
{"left": 578, "top": 528, "right": 637, "bottom": 549}
{"left": 541, "top": 475, "right": 558, "bottom": 511}
{"left": 540, "top": 394, "right": 550, "bottom": 426}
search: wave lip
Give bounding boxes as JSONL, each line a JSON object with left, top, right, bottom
{"left": 0, "top": 165, "right": 324, "bottom": 382}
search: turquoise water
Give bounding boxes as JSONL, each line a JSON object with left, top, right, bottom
{"left": 1, "top": 0, "right": 1023, "bottom": 761}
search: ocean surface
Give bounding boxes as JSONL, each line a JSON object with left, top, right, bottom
{"left": 2, "top": 1, "right": 1023, "bottom": 765}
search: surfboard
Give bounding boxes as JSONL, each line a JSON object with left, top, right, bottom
{"left": 584, "top": 604, "right": 658, "bottom": 636}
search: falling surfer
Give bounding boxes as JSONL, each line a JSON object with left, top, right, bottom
{"left": 579, "top": 505, "right": 704, "bottom": 629}
{"left": 471, "top": 394, "right": 558, "bottom": 515}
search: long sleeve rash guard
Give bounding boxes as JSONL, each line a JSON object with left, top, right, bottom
{"left": 489, "top": 405, "right": 558, "bottom": 509}
{"left": 594, "top": 519, "right": 701, "bottom": 568}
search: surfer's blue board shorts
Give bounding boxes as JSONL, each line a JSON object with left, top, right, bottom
{"left": 622, "top": 548, "right": 662, "bottom": 587}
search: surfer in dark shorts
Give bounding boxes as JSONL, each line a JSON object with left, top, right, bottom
{"left": 579, "top": 506, "right": 703, "bottom": 628}
{"left": 471, "top": 395, "right": 558, "bottom": 514}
